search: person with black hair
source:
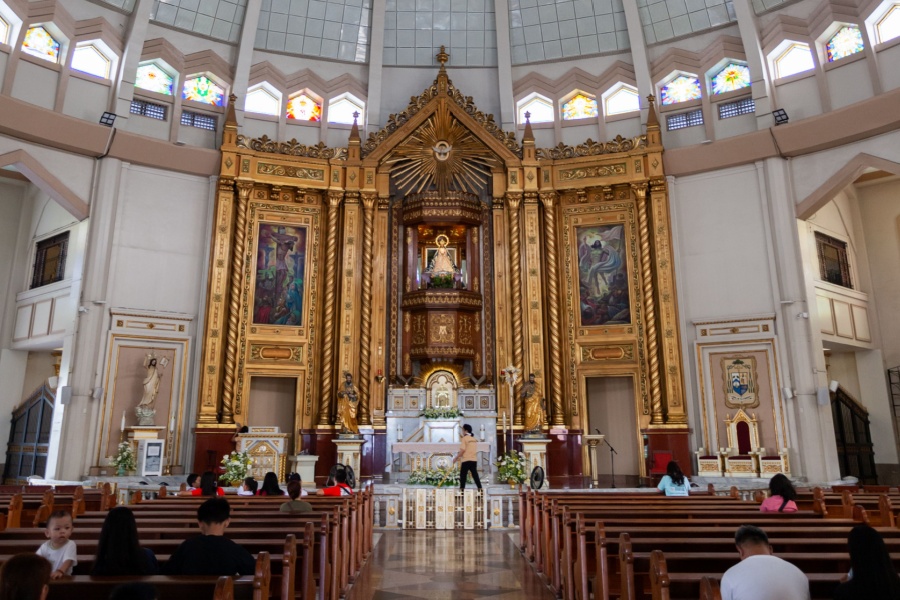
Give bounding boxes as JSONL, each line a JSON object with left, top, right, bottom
{"left": 760, "top": 473, "right": 798, "bottom": 512}
{"left": 720, "top": 525, "right": 809, "bottom": 600}
{"left": 280, "top": 481, "right": 312, "bottom": 513}
{"left": 833, "top": 524, "right": 900, "bottom": 599}
{"left": 0, "top": 553, "right": 51, "bottom": 600}
{"left": 287, "top": 473, "right": 308, "bottom": 496}
{"left": 318, "top": 468, "right": 353, "bottom": 496}
{"left": 657, "top": 461, "right": 690, "bottom": 496}
{"left": 257, "top": 471, "right": 286, "bottom": 496}
{"left": 162, "top": 498, "right": 255, "bottom": 576}
{"left": 190, "top": 471, "right": 225, "bottom": 497}
{"left": 92, "top": 507, "right": 158, "bottom": 576}
{"left": 452, "top": 423, "right": 482, "bottom": 490}
{"left": 237, "top": 477, "right": 258, "bottom": 496}
{"left": 35, "top": 510, "right": 76, "bottom": 579}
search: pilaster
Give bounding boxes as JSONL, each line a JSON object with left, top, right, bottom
{"left": 540, "top": 191, "right": 565, "bottom": 426}
{"left": 506, "top": 192, "right": 525, "bottom": 425}
{"left": 522, "top": 192, "right": 546, "bottom": 422}
{"left": 337, "top": 192, "right": 363, "bottom": 392}
{"left": 318, "top": 191, "right": 344, "bottom": 426}
{"left": 358, "top": 192, "right": 377, "bottom": 425}
{"left": 492, "top": 198, "right": 513, "bottom": 422}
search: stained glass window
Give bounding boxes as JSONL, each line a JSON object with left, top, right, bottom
{"left": 245, "top": 87, "right": 281, "bottom": 116}
{"left": 72, "top": 45, "right": 111, "bottom": 79}
{"left": 711, "top": 63, "right": 751, "bottom": 94}
{"left": 22, "top": 26, "right": 60, "bottom": 63}
{"left": 135, "top": 63, "right": 174, "bottom": 95}
{"left": 604, "top": 85, "right": 640, "bottom": 116}
{"left": 772, "top": 43, "right": 815, "bottom": 79}
{"left": 518, "top": 95, "right": 553, "bottom": 124}
{"left": 659, "top": 75, "right": 701, "bottom": 105}
{"left": 561, "top": 93, "right": 598, "bottom": 120}
{"left": 287, "top": 94, "right": 322, "bottom": 121}
{"left": 328, "top": 95, "right": 364, "bottom": 125}
{"left": 0, "top": 16, "right": 9, "bottom": 45}
{"left": 182, "top": 76, "right": 225, "bottom": 107}
{"left": 876, "top": 5, "right": 900, "bottom": 43}
{"left": 826, "top": 26, "right": 864, "bottom": 62}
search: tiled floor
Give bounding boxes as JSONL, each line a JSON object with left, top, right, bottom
{"left": 348, "top": 529, "right": 555, "bottom": 599}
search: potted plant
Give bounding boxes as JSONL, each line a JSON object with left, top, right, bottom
{"left": 111, "top": 442, "right": 136, "bottom": 476}
{"left": 220, "top": 450, "right": 252, "bottom": 486}
{"left": 496, "top": 450, "right": 527, "bottom": 488}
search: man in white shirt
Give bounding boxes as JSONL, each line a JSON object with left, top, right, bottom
{"left": 721, "top": 525, "right": 810, "bottom": 600}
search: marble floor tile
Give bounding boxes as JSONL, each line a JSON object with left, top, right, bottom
{"left": 348, "top": 530, "right": 555, "bottom": 600}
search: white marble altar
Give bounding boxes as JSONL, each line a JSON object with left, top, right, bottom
{"left": 237, "top": 426, "right": 290, "bottom": 481}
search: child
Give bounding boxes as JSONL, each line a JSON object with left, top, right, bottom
{"left": 180, "top": 473, "right": 199, "bottom": 495}
{"left": 162, "top": 498, "right": 255, "bottom": 576}
{"left": 35, "top": 511, "right": 77, "bottom": 579}
{"left": 0, "top": 553, "right": 51, "bottom": 600}
{"left": 237, "top": 477, "right": 258, "bottom": 496}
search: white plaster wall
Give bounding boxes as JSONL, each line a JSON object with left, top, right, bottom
{"left": 106, "top": 165, "right": 212, "bottom": 315}
{"left": 773, "top": 75, "right": 823, "bottom": 123}
{"left": 712, "top": 109, "right": 755, "bottom": 140}
{"left": 22, "top": 352, "right": 57, "bottom": 397}
{"left": 826, "top": 59, "right": 874, "bottom": 111}
{"left": 879, "top": 44, "right": 900, "bottom": 92}
{"left": 11, "top": 61, "right": 60, "bottom": 111}
{"left": 671, "top": 164, "right": 776, "bottom": 321}
{"left": 0, "top": 136, "right": 95, "bottom": 203}
{"left": 660, "top": 117, "right": 707, "bottom": 146}
{"left": 826, "top": 351, "right": 861, "bottom": 399}
{"left": 606, "top": 115, "right": 641, "bottom": 141}
{"left": 560, "top": 123, "right": 601, "bottom": 146}
{"left": 243, "top": 116, "right": 279, "bottom": 140}
{"left": 63, "top": 77, "right": 113, "bottom": 124}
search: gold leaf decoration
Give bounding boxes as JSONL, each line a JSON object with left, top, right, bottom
{"left": 236, "top": 135, "right": 348, "bottom": 160}
{"left": 536, "top": 135, "right": 648, "bottom": 160}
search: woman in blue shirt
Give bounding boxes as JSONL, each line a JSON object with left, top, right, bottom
{"left": 657, "top": 461, "right": 690, "bottom": 496}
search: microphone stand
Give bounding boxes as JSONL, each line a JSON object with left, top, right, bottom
{"left": 596, "top": 428, "right": 618, "bottom": 488}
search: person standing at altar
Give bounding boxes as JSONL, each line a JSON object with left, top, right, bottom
{"left": 336, "top": 372, "right": 360, "bottom": 435}
{"left": 452, "top": 424, "right": 482, "bottom": 490}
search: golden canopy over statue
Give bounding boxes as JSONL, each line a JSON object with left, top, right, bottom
{"left": 522, "top": 373, "right": 546, "bottom": 433}
{"left": 337, "top": 372, "right": 360, "bottom": 434}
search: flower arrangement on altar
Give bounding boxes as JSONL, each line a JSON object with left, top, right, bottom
{"left": 406, "top": 467, "right": 474, "bottom": 487}
{"left": 220, "top": 450, "right": 253, "bottom": 484}
{"left": 111, "top": 442, "right": 136, "bottom": 475}
{"left": 496, "top": 450, "right": 528, "bottom": 484}
{"left": 420, "top": 406, "right": 462, "bottom": 420}
{"left": 429, "top": 273, "right": 455, "bottom": 289}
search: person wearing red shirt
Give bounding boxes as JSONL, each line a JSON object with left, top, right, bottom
{"left": 317, "top": 468, "right": 353, "bottom": 496}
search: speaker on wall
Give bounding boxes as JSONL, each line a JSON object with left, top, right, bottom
{"left": 59, "top": 386, "right": 73, "bottom": 405}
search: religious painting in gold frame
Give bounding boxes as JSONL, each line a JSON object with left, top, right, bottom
{"left": 575, "top": 223, "right": 631, "bottom": 327}
{"left": 252, "top": 223, "right": 307, "bottom": 326}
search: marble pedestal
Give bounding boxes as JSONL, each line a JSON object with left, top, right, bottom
{"left": 334, "top": 438, "right": 365, "bottom": 489}
{"left": 289, "top": 455, "right": 319, "bottom": 490}
{"left": 583, "top": 434, "right": 606, "bottom": 488}
{"left": 519, "top": 437, "right": 550, "bottom": 489}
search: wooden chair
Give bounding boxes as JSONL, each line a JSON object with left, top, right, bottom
{"left": 723, "top": 409, "right": 760, "bottom": 477}
{"left": 694, "top": 448, "right": 724, "bottom": 477}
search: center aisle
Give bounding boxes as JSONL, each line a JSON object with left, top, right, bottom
{"left": 348, "top": 530, "right": 555, "bottom": 599}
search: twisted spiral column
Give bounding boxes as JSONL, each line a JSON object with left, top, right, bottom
{"left": 540, "top": 192, "right": 566, "bottom": 426}
{"left": 358, "top": 193, "right": 376, "bottom": 426}
{"left": 507, "top": 193, "right": 525, "bottom": 425}
{"left": 635, "top": 184, "right": 664, "bottom": 424}
{"left": 222, "top": 182, "right": 252, "bottom": 424}
{"left": 318, "top": 191, "right": 344, "bottom": 425}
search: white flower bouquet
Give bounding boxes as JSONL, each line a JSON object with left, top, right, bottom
{"left": 220, "top": 450, "right": 252, "bottom": 484}
{"left": 111, "top": 441, "right": 136, "bottom": 473}
{"left": 420, "top": 406, "right": 462, "bottom": 419}
{"left": 496, "top": 450, "right": 527, "bottom": 484}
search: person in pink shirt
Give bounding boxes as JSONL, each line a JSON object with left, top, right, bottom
{"left": 760, "top": 473, "right": 798, "bottom": 512}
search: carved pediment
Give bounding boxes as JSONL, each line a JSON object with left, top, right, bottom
{"left": 235, "top": 135, "right": 348, "bottom": 160}
{"left": 536, "top": 135, "right": 647, "bottom": 161}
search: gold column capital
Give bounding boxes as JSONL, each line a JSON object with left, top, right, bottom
{"left": 361, "top": 192, "right": 377, "bottom": 209}
{"left": 506, "top": 192, "right": 523, "bottom": 211}
{"left": 630, "top": 182, "right": 648, "bottom": 199}
{"left": 328, "top": 190, "right": 344, "bottom": 207}
{"left": 218, "top": 177, "right": 235, "bottom": 191}
{"left": 235, "top": 181, "right": 253, "bottom": 198}
{"left": 539, "top": 191, "right": 558, "bottom": 208}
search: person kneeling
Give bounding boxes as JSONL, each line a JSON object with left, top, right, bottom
{"left": 163, "top": 498, "right": 255, "bottom": 576}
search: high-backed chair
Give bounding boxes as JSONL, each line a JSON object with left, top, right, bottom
{"left": 649, "top": 450, "right": 674, "bottom": 481}
{"left": 758, "top": 448, "right": 790, "bottom": 476}
{"left": 694, "top": 448, "right": 725, "bottom": 477}
{"left": 724, "top": 409, "right": 761, "bottom": 477}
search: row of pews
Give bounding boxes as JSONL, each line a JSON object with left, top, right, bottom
{"left": 0, "top": 483, "right": 375, "bottom": 600}
{"left": 519, "top": 484, "right": 900, "bottom": 600}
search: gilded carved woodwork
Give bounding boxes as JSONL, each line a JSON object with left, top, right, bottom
{"left": 634, "top": 183, "right": 663, "bottom": 424}
{"left": 521, "top": 193, "right": 546, "bottom": 418}
{"left": 536, "top": 135, "right": 647, "bottom": 160}
{"left": 506, "top": 193, "right": 525, "bottom": 425}
{"left": 318, "top": 192, "right": 343, "bottom": 425}
{"left": 540, "top": 192, "right": 566, "bottom": 426}
{"left": 236, "top": 135, "right": 348, "bottom": 160}
{"left": 358, "top": 193, "right": 377, "bottom": 425}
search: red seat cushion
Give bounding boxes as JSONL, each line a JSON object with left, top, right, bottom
{"left": 762, "top": 456, "right": 781, "bottom": 460}
{"left": 730, "top": 455, "right": 752, "bottom": 460}
{"left": 699, "top": 455, "right": 718, "bottom": 459}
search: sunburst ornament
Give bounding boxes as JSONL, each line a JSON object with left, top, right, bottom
{"left": 384, "top": 102, "right": 499, "bottom": 197}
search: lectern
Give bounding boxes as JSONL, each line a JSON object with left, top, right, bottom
{"left": 583, "top": 434, "right": 605, "bottom": 488}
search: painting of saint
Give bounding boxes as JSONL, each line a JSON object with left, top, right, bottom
{"left": 576, "top": 224, "right": 630, "bottom": 326}
{"left": 253, "top": 224, "right": 306, "bottom": 326}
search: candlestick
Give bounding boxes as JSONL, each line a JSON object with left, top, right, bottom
{"left": 121, "top": 410, "right": 126, "bottom": 431}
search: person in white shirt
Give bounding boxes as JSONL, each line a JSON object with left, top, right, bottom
{"left": 36, "top": 511, "right": 78, "bottom": 579}
{"left": 237, "top": 477, "right": 258, "bottom": 496}
{"left": 720, "top": 525, "right": 810, "bottom": 600}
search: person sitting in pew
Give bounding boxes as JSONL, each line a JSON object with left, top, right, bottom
{"left": 36, "top": 511, "right": 77, "bottom": 580}
{"left": 108, "top": 582, "right": 158, "bottom": 600}
{"left": 657, "top": 461, "right": 690, "bottom": 497}
{"left": 287, "top": 472, "right": 308, "bottom": 497}
{"left": 721, "top": 525, "right": 809, "bottom": 600}
{"left": 280, "top": 481, "right": 312, "bottom": 514}
{"left": 257, "top": 472, "right": 286, "bottom": 496}
{"left": 180, "top": 473, "right": 199, "bottom": 496}
{"left": 237, "top": 477, "right": 258, "bottom": 496}
{"left": 833, "top": 524, "right": 900, "bottom": 600}
{"left": 190, "top": 471, "right": 225, "bottom": 497}
{"left": 317, "top": 468, "right": 353, "bottom": 496}
{"left": 0, "top": 553, "right": 51, "bottom": 600}
{"left": 162, "top": 498, "right": 256, "bottom": 576}
{"left": 760, "top": 473, "right": 799, "bottom": 513}
{"left": 92, "top": 507, "right": 159, "bottom": 576}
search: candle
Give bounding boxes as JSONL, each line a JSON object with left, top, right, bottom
{"left": 170, "top": 415, "right": 176, "bottom": 432}
{"left": 121, "top": 410, "right": 126, "bottom": 431}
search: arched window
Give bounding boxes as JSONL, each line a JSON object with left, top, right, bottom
{"left": 0, "top": 15, "right": 9, "bottom": 45}
{"left": 245, "top": 85, "right": 281, "bottom": 116}
{"left": 771, "top": 42, "right": 815, "bottom": 79}
{"left": 876, "top": 4, "right": 900, "bottom": 43}
{"left": 22, "top": 26, "right": 60, "bottom": 63}
{"left": 71, "top": 43, "right": 112, "bottom": 79}
{"left": 287, "top": 93, "right": 322, "bottom": 121}
{"left": 517, "top": 93, "right": 553, "bottom": 124}
{"left": 135, "top": 62, "right": 175, "bottom": 95}
{"left": 603, "top": 84, "right": 640, "bottom": 116}
{"left": 327, "top": 93, "right": 364, "bottom": 125}
{"left": 659, "top": 74, "right": 701, "bottom": 105}
{"left": 711, "top": 63, "right": 751, "bottom": 94}
{"left": 182, "top": 75, "right": 225, "bottom": 106}
{"left": 561, "top": 92, "right": 598, "bottom": 121}
{"left": 826, "top": 26, "right": 864, "bottom": 61}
